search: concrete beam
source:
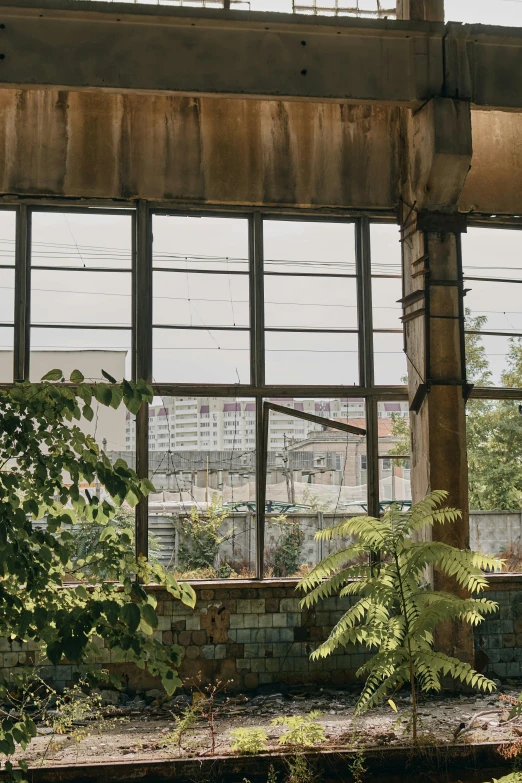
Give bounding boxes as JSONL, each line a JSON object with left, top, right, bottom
{"left": 461, "top": 110, "right": 522, "bottom": 215}
{"left": 445, "top": 24, "right": 522, "bottom": 111}
{"left": 405, "top": 97, "right": 472, "bottom": 211}
{"left": 0, "top": 1, "right": 520, "bottom": 111}
{"left": 0, "top": 89, "right": 400, "bottom": 205}
{"left": 0, "top": 0, "right": 445, "bottom": 104}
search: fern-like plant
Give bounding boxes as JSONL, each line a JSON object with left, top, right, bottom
{"left": 230, "top": 727, "right": 268, "bottom": 755}
{"left": 271, "top": 712, "right": 326, "bottom": 748}
{"left": 298, "top": 491, "right": 502, "bottom": 741}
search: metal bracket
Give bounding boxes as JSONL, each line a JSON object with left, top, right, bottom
{"left": 410, "top": 383, "right": 428, "bottom": 413}
{"left": 416, "top": 211, "right": 468, "bottom": 234}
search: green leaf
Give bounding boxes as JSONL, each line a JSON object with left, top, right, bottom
{"left": 46, "top": 640, "right": 63, "bottom": 665}
{"left": 110, "top": 385, "right": 123, "bottom": 410}
{"left": 140, "top": 603, "right": 158, "bottom": 630}
{"left": 41, "top": 369, "right": 63, "bottom": 381}
{"left": 161, "top": 669, "right": 182, "bottom": 696}
{"left": 83, "top": 404, "right": 94, "bottom": 422}
{"left": 102, "top": 369, "right": 118, "bottom": 384}
{"left": 125, "top": 488, "right": 140, "bottom": 507}
{"left": 62, "top": 636, "right": 85, "bottom": 662}
{"left": 77, "top": 383, "right": 93, "bottom": 405}
{"left": 141, "top": 478, "right": 156, "bottom": 495}
{"left": 70, "top": 369, "right": 85, "bottom": 383}
{"left": 9, "top": 387, "right": 24, "bottom": 403}
{"left": 120, "top": 602, "right": 141, "bottom": 634}
{"left": 93, "top": 383, "right": 112, "bottom": 406}
{"left": 125, "top": 394, "right": 143, "bottom": 415}
{"left": 23, "top": 499, "right": 39, "bottom": 517}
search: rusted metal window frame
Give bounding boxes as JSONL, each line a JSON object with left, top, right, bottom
{"left": 7, "top": 197, "right": 414, "bottom": 581}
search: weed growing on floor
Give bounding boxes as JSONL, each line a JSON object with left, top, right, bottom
{"left": 189, "top": 675, "right": 234, "bottom": 755}
{"left": 272, "top": 712, "right": 326, "bottom": 748}
{"left": 164, "top": 702, "right": 199, "bottom": 756}
{"left": 231, "top": 727, "right": 269, "bottom": 755}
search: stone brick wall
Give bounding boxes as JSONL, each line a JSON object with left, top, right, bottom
{"left": 2, "top": 576, "right": 522, "bottom": 694}
{"left": 474, "top": 576, "right": 522, "bottom": 679}
{"left": 0, "top": 580, "right": 370, "bottom": 694}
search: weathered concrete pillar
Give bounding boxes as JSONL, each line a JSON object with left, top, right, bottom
{"left": 401, "top": 96, "right": 473, "bottom": 663}
{"left": 396, "top": 0, "right": 444, "bottom": 21}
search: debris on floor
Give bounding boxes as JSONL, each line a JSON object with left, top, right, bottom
{"left": 6, "top": 681, "right": 522, "bottom": 767}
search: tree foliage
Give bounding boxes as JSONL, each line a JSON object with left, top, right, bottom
{"left": 465, "top": 309, "right": 522, "bottom": 511}
{"left": 298, "top": 491, "right": 501, "bottom": 740}
{"left": 0, "top": 370, "right": 196, "bottom": 765}
{"left": 176, "top": 494, "right": 231, "bottom": 572}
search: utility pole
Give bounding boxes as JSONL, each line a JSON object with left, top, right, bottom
{"left": 282, "top": 434, "right": 295, "bottom": 505}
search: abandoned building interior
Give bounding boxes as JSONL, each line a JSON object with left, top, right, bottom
{"left": 4, "top": 0, "right": 522, "bottom": 779}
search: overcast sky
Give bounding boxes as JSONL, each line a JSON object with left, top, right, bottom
{"left": 245, "top": 0, "right": 522, "bottom": 25}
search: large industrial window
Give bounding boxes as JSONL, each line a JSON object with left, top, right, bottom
{"left": 7, "top": 204, "right": 407, "bottom": 579}
{"left": 463, "top": 225, "right": 522, "bottom": 572}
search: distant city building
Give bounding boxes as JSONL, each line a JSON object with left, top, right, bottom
{"left": 125, "top": 397, "right": 409, "bottom": 452}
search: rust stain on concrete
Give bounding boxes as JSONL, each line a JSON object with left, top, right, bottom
{"left": 0, "top": 89, "right": 400, "bottom": 209}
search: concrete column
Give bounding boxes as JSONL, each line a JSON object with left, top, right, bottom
{"left": 396, "top": 0, "right": 444, "bottom": 21}
{"left": 401, "top": 96, "right": 473, "bottom": 663}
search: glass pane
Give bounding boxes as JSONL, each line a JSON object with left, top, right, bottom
{"left": 31, "top": 270, "right": 131, "bottom": 327}
{"left": 0, "top": 210, "right": 16, "bottom": 267}
{"left": 264, "top": 399, "right": 367, "bottom": 577}
{"left": 371, "top": 223, "right": 401, "bottom": 276}
{"left": 378, "top": 457, "right": 411, "bottom": 507}
{"left": 465, "top": 333, "right": 519, "bottom": 388}
{"left": 265, "top": 331, "right": 359, "bottom": 385}
{"left": 0, "top": 327, "right": 13, "bottom": 382}
{"left": 152, "top": 215, "right": 249, "bottom": 273}
{"left": 467, "top": 398, "right": 522, "bottom": 573}
{"left": 463, "top": 227, "right": 522, "bottom": 281}
{"left": 146, "top": 396, "right": 256, "bottom": 579}
{"left": 31, "top": 212, "right": 132, "bottom": 269}
{"left": 0, "top": 267, "right": 15, "bottom": 323}
{"left": 153, "top": 271, "right": 249, "bottom": 328}
{"left": 465, "top": 279, "right": 522, "bottom": 335}
{"left": 153, "top": 328, "right": 250, "bottom": 384}
{"left": 372, "top": 276, "right": 402, "bottom": 330}
{"left": 376, "top": 401, "right": 411, "bottom": 507}
{"left": 264, "top": 274, "right": 358, "bottom": 330}
{"left": 263, "top": 220, "right": 355, "bottom": 275}
{"left": 30, "top": 328, "right": 132, "bottom": 381}
{"left": 373, "top": 332, "right": 407, "bottom": 385}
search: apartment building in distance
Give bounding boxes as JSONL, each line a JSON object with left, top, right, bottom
{"left": 125, "top": 397, "right": 409, "bottom": 453}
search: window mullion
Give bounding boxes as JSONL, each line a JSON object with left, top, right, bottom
{"left": 14, "top": 205, "right": 31, "bottom": 382}
{"left": 135, "top": 200, "right": 152, "bottom": 562}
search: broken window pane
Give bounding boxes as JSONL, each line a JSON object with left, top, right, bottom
{"left": 264, "top": 398, "right": 367, "bottom": 577}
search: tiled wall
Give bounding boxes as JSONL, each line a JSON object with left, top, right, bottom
{"left": 474, "top": 579, "right": 522, "bottom": 679}
{"left": 0, "top": 581, "right": 370, "bottom": 693}
{"left": 1, "top": 577, "right": 520, "bottom": 693}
